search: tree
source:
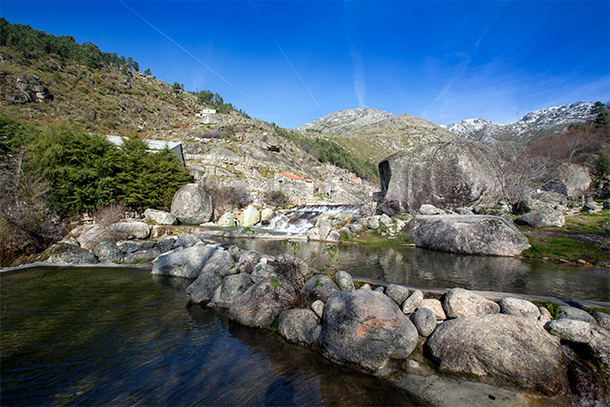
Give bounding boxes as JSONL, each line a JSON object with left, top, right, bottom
{"left": 144, "top": 68, "right": 151, "bottom": 76}
{"left": 592, "top": 101, "right": 609, "bottom": 128}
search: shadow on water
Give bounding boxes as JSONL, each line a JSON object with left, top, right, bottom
{"left": 1, "top": 266, "right": 425, "bottom": 406}
{"left": 224, "top": 238, "right": 610, "bottom": 302}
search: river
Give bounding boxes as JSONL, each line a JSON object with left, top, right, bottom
{"left": 0, "top": 266, "right": 425, "bottom": 406}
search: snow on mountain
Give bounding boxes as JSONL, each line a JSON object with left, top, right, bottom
{"left": 441, "top": 102, "right": 596, "bottom": 144}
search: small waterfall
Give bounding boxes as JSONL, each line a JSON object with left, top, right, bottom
{"left": 266, "top": 205, "right": 361, "bottom": 234}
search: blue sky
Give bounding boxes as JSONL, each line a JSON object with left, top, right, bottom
{"left": 2, "top": 1, "right": 608, "bottom": 128}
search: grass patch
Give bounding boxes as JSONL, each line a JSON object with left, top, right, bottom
{"left": 532, "top": 300, "right": 562, "bottom": 319}
{"left": 564, "top": 212, "right": 610, "bottom": 235}
{"left": 345, "top": 230, "right": 414, "bottom": 246}
{"left": 521, "top": 235, "right": 608, "bottom": 263}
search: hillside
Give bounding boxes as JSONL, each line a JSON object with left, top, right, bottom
{"left": 0, "top": 21, "right": 378, "bottom": 208}
{"left": 442, "top": 102, "right": 597, "bottom": 144}
{"left": 297, "top": 107, "right": 457, "bottom": 163}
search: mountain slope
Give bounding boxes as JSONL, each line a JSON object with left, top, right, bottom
{"left": 442, "top": 102, "right": 596, "bottom": 144}
{"left": 297, "top": 107, "right": 456, "bottom": 162}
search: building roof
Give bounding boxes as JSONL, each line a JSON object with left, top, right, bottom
{"left": 106, "top": 135, "right": 181, "bottom": 151}
{"left": 276, "top": 172, "right": 312, "bottom": 183}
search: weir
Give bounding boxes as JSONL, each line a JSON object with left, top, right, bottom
{"left": 265, "top": 204, "right": 361, "bottom": 233}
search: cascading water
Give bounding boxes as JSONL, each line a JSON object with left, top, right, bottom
{"left": 265, "top": 204, "right": 361, "bottom": 234}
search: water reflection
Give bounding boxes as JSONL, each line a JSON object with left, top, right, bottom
{"left": 224, "top": 238, "right": 610, "bottom": 302}
{"left": 1, "top": 267, "right": 422, "bottom": 406}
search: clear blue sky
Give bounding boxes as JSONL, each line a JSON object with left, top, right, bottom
{"left": 2, "top": 1, "right": 609, "bottom": 128}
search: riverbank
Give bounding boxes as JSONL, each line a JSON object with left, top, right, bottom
{"left": 4, "top": 259, "right": 609, "bottom": 406}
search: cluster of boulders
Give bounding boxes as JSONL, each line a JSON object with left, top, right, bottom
{"left": 151, "top": 241, "right": 609, "bottom": 400}
{"left": 35, "top": 216, "right": 209, "bottom": 265}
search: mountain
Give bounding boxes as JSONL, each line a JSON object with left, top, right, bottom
{"left": 441, "top": 102, "right": 596, "bottom": 144}
{"left": 297, "top": 107, "right": 456, "bottom": 163}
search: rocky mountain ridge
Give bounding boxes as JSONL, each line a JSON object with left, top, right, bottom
{"left": 441, "top": 102, "right": 596, "bottom": 144}
{"left": 297, "top": 107, "right": 456, "bottom": 163}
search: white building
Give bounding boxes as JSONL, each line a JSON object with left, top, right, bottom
{"left": 106, "top": 135, "right": 184, "bottom": 166}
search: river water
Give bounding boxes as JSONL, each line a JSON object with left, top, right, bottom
{"left": 222, "top": 238, "right": 610, "bottom": 302}
{"left": 0, "top": 266, "right": 425, "bottom": 406}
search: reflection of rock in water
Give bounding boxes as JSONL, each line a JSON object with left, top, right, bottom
{"left": 151, "top": 274, "right": 193, "bottom": 292}
{"left": 407, "top": 249, "right": 531, "bottom": 292}
{"left": 219, "top": 238, "right": 610, "bottom": 301}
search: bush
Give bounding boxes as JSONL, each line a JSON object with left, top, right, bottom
{"left": 595, "top": 153, "right": 610, "bottom": 178}
{"left": 206, "top": 185, "right": 252, "bottom": 212}
{"left": 265, "top": 190, "right": 289, "bottom": 207}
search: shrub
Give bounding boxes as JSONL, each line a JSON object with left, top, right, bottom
{"left": 205, "top": 184, "right": 252, "bottom": 212}
{"left": 265, "top": 190, "right": 289, "bottom": 207}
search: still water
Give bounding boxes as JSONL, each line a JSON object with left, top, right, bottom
{"left": 0, "top": 267, "right": 424, "bottom": 406}
{"left": 224, "top": 238, "right": 610, "bottom": 302}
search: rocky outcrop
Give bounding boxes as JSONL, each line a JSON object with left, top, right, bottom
{"left": 37, "top": 242, "right": 99, "bottom": 264}
{"left": 93, "top": 241, "right": 125, "bottom": 263}
{"left": 426, "top": 314, "right": 567, "bottom": 395}
{"left": 406, "top": 215, "right": 530, "bottom": 256}
{"left": 318, "top": 289, "right": 419, "bottom": 375}
{"left": 170, "top": 183, "right": 213, "bottom": 225}
{"left": 4, "top": 74, "right": 53, "bottom": 104}
{"left": 378, "top": 140, "right": 501, "bottom": 215}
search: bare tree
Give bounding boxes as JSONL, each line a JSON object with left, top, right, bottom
{"left": 0, "top": 148, "right": 63, "bottom": 265}
{"left": 491, "top": 144, "right": 549, "bottom": 211}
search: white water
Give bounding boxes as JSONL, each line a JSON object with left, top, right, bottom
{"left": 265, "top": 205, "right": 361, "bottom": 234}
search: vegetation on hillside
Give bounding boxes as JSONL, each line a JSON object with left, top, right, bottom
{"left": 0, "top": 115, "right": 191, "bottom": 265}
{"left": 273, "top": 125, "right": 379, "bottom": 183}
{"left": 493, "top": 101, "right": 610, "bottom": 208}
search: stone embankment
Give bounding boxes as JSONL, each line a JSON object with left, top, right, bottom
{"left": 147, "top": 235, "right": 609, "bottom": 405}
{"left": 4, "top": 228, "right": 609, "bottom": 405}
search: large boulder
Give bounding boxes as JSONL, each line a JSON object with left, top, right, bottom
{"left": 240, "top": 206, "right": 261, "bottom": 227}
{"left": 378, "top": 140, "right": 501, "bottom": 215}
{"left": 70, "top": 224, "right": 112, "bottom": 250}
{"left": 406, "top": 215, "right": 530, "bottom": 256}
{"left": 278, "top": 308, "right": 320, "bottom": 347}
{"left": 185, "top": 272, "right": 223, "bottom": 304}
{"left": 228, "top": 277, "right": 297, "bottom": 329}
{"left": 151, "top": 244, "right": 220, "bottom": 278}
{"left": 170, "top": 183, "right": 213, "bottom": 225}
{"left": 144, "top": 208, "right": 177, "bottom": 225}
{"left": 93, "top": 241, "right": 124, "bottom": 263}
{"left": 515, "top": 208, "right": 565, "bottom": 228}
{"left": 426, "top": 314, "right": 567, "bottom": 395}
{"left": 37, "top": 243, "right": 99, "bottom": 264}
{"left": 113, "top": 221, "right": 151, "bottom": 239}
{"left": 212, "top": 273, "right": 253, "bottom": 304}
{"left": 553, "top": 163, "right": 592, "bottom": 198}
{"left": 318, "top": 290, "right": 419, "bottom": 375}
{"left": 442, "top": 288, "right": 500, "bottom": 318}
